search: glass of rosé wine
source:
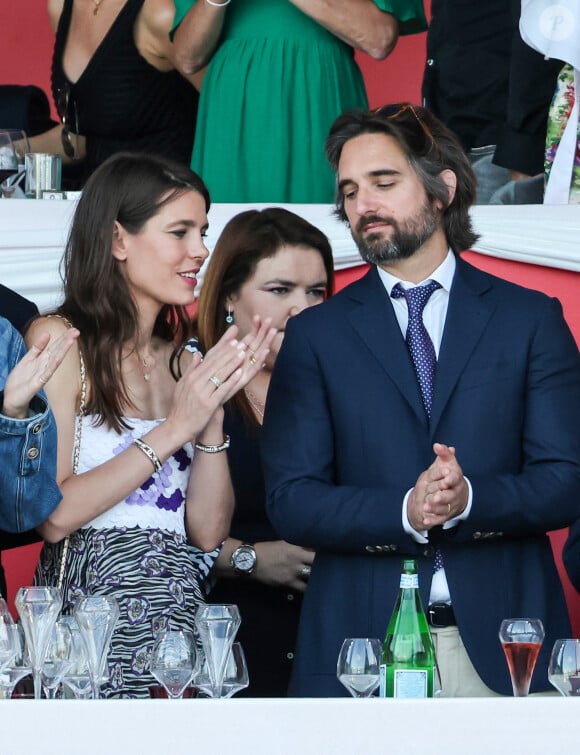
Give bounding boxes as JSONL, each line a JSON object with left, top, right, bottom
{"left": 499, "top": 618, "right": 544, "bottom": 696}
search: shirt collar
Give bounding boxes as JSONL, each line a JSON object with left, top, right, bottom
{"left": 377, "top": 249, "right": 456, "bottom": 296}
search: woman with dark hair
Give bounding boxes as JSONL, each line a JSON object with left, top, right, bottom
{"left": 196, "top": 207, "right": 334, "bottom": 695}
{"left": 25, "top": 153, "right": 275, "bottom": 698}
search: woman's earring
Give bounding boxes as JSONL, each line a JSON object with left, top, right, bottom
{"left": 226, "top": 306, "right": 234, "bottom": 325}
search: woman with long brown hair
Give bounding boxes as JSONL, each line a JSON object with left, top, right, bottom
{"left": 196, "top": 207, "right": 334, "bottom": 695}
{"left": 25, "top": 153, "right": 275, "bottom": 697}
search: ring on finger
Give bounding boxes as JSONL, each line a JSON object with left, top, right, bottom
{"left": 300, "top": 565, "right": 311, "bottom": 579}
{"left": 39, "top": 374, "right": 49, "bottom": 385}
{"left": 209, "top": 375, "right": 222, "bottom": 389}
{"left": 249, "top": 354, "right": 257, "bottom": 366}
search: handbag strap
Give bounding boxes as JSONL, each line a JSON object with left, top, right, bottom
{"left": 54, "top": 316, "right": 87, "bottom": 591}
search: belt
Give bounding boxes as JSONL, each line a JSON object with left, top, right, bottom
{"left": 427, "top": 602, "right": 456, "bottom": 628}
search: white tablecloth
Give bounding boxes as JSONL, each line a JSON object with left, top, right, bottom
{"left": 1, "top": 199, "right": 579, "bottom": 313}
{"left": 1, "top": 697, "right": 578, "bottom": 755}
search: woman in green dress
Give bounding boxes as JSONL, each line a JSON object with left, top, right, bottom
{"left": 172, "top": 0, "right": 426, "bottom": 203}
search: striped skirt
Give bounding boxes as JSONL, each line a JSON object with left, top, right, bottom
{"left": 35, "top": 526, "right": 216, "bottom": 698}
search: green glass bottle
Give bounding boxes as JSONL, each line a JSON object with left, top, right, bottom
{"left": 379, "top": 558, "right": 437, "bottom": 698}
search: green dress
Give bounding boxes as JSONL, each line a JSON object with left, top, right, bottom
{"left": 172, "top": 0, "right": 426, "bottom": 203}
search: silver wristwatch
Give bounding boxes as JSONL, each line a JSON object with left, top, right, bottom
{"left": 230, "top": 543, "right": 257, "bottom": 575}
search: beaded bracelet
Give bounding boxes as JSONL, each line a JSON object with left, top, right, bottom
{"left": 205, "top": 0, "right": 231, "bottom": 6}
{"left": 194, "top": 434, "right": 231, "bottom": 454}
{"left": 133, "top": 437, "right": 163, "bottom": 472}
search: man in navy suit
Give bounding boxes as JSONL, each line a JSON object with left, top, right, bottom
{"left": 262, "top": 104, "right": 580, "bottom": 696}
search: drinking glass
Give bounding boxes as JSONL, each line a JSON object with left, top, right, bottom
{"left": 548, "top": 639, "right": 580, "bottom": 696}
{"left": 499, "top": 618, "right": 544, "bottom": 696}
{"left": 60, "top": 615, "right": 93, "bottom": 699}
{"left": 195, "top": 642, "right": 249, "bottom": 698}
{"left": 150, "top": 629, "right": 197, "bottom": 700}
{"left": 73, "top": 595, "right": 119, "bottom": 699}
{"left": 194, "top": 604, "right": 241, "bottom": 697}
{"left": 15, "top": 586, "right": 62, "bottom": 700}
{"left": 337, "top": 638, "right": 381, "bottom": 698}
{"left": 41, "top": 620, "right": 73, "bottom": 699}
{"left": 0, "top": 623, "right": 31, "bottom": 700}
{"left": 0, "top": 598, "right": 17, "bottom": 672}
{"left": 0, "top": 130, "right": 28, "bottom": 198}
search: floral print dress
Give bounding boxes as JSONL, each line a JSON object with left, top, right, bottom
{"left": 545, "top": 64, "right": 580, "bottom": 204}
{"left": 35, "top": 416, "right": 217, "bottom": 698}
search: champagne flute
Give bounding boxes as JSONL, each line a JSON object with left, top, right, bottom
{"left": 499, "top": 618, "right": 544, "bottom": 696}
{"left": 548, "top": 638, "right": 580, "bottom": 696}
{"left": 15, "top": 586, "right": 62, "bottom": 700}
{"left": 41, "top": 620, "right": 73, "bottom": 699}
{"left": 194, "top": 604, "right": 241, "bottom": 697}
{"left": 60, "top": 616, "right": 93, "bottom": 700}
{"left": 0, "top": 599, "right": 17, "bottom": 672}
{"left": 150, "top": 629, "right": 197, "bottom": 699}
{"left": 73, "top": 595, "right": 119, "bottom": 699}
{"left": 0, "top": 624, "right": 31, "bottom": 700}
{"left": 337, "top": 638, "right": 381, "bottom": 697}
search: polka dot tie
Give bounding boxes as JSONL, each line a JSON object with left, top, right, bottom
{"left": 392, "top": 280, "right": 444, "bottom": 573}
{"left": 391, "top": 280, "right": 441, "bottom": 417}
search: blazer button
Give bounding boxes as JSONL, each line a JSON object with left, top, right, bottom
{"left": 423, "top": 546, "right": 435, "bottom": 558}
{"left": 32, "top": 423, "right": 42, "bottom": 434}
{"left": 473, "top": 532, "right": 482, "bottom": 540}
{"left": 365, "top": 546, "right": 376, "bottom": 553}
{"left": 27, "top": 447, "right": 40, "bottom": 459}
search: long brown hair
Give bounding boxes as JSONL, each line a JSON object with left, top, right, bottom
{"left": 56, "top": 152, "right": 210, "bottom": 432}
{"left": 197, "top": 207, "right": 334, "bottom": 425}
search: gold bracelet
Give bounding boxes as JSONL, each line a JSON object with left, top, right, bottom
{"left": 194, "top": 434, "right": 231, "bottom": 454}
{"left": 133, "top": 438, "right": 163, "bottom": 472}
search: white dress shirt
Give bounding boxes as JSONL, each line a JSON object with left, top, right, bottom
{"left": 376, "top": 250, "right": 473, "bottom": 604}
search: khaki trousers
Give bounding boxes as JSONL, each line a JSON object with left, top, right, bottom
{"left": 430, "top": 626, "right": 558, "bottom": 698}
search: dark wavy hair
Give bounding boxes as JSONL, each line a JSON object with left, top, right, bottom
{"left": 55, "top": 152, "right": 210, "bottom": 432}
{"left": 197, "top": 207, "right": 334, "bottom": 425}
{"left": 325, "top": 103, "right": 479, "bottom": 254}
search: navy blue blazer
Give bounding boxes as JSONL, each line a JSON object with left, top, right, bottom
{"left": 262, "top": 258, "right": 580, "bottom": 696}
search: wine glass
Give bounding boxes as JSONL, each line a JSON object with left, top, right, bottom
{"left": 0, "top": 130, "right": 28, "bottom": 198}
{"left": 150, "top": 629, "right": 197, "bottom": 699}
{"left": 548, "top": 639, "right": 580, "bottom": 696}
{"left": 195, "top": 642, "right": 250, "bottom": 698}
{"left": 15, "top": 586, "right": 62, "bottom": 700}
{"left": 73, "top": 595, "right": 119, "bottom": 699}
{"left": 194, "top": 604, "right": 241, "bottom": 697}
{"left": 499, "top": 618, "right": 544, "bottom": 696}
{"left": 41, "top": 620, "right": 73, "bottom": 699}
{"left": 337, "top": 638, "right": 381, "bottom": 697}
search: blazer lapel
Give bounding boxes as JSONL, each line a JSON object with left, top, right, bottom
{"left": 430, "top": 258, "right": 496, "bottom": 435}
{"left": 345, "top": 268, "right": 427, "bottom": 424}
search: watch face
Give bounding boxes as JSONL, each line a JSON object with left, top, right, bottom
{"left": 232, "top": 545, "right": 256, "bottom": 573}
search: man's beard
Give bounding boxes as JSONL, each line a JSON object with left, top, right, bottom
{"left": 352, "top": 197, "right": 440, "bottom": 266}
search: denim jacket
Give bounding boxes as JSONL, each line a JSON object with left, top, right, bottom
{"left": 0, "top": 317, "right": 62, "bottom": 532}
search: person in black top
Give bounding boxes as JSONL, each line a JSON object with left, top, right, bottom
{"left": 423, "top": 0, "right": 563, "bottom": 203}
{"left": 18, "top": 0, "right": 201, "bottom": 186}
{"left": 196, "top": 208, "right": 335, "bottom": 696}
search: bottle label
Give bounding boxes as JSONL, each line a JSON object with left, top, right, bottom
{"left": 393, "top": 669, "right": 428, "bottom": 698}
{"left": 399, "top": 574, "right": 419, "bottom": 589}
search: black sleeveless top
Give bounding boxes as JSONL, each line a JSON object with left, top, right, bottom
{"left": 52, "top": 0, "right": 198, "bottom": 182}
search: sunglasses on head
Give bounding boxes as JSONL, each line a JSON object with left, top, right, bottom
{"left": 373, "top": 103, "right": 438, "bottom": 153}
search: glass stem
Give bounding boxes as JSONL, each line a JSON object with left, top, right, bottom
{"left": 33, "top": 670, "right": 43, "bottom": 700}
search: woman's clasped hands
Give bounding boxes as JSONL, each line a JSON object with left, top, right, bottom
{"left": 168, "top": 316, "right": 276, "bottom": 440}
